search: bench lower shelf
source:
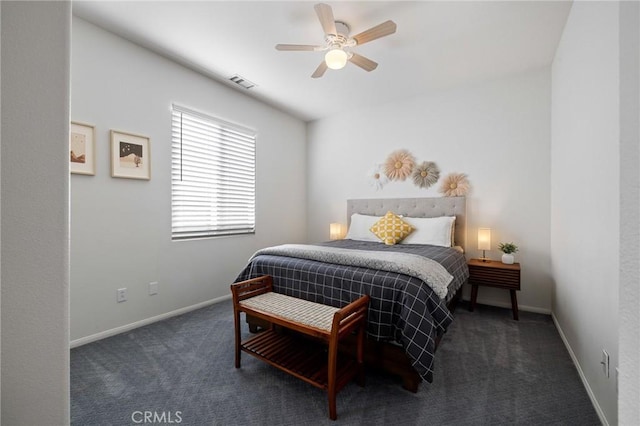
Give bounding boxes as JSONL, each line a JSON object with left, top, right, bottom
{"left": 241, "top": 329, "right": 360, "bottom": 392}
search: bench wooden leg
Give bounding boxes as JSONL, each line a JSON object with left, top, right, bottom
{"left": 327, "top": 338, "right": 338, "bottom": 421}
{"left": 234, "top": 309, "right": 241, "bottom": 368}
{"left": 356, "top": 325, "right": 365, "bottom": 387}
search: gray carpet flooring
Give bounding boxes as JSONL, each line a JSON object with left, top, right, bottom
{"left": 71, "top": 299, "right": 600, "bottom": 425}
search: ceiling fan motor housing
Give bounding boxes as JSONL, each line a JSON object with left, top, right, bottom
{"left": 325, "top": 21, "right": 357, "bottom": 49}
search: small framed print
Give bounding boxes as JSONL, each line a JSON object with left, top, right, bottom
{"left": 110, "top": 130, "right": 151, "bottom": 180}
{"left": 70, "top": 121, "right": 96, "bottom": 175}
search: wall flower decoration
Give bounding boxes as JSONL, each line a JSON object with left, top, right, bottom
{"left": 412, "top": 161, "right": 440, "bottom": 189}
{"left": 439, "top": 172, "right": 471, "bottom": 196}
{"left": 367, "top": 164, "right": 389, "bottom": 191}
{"left": 384, "top": 149, "right": 415, "bottom": 181}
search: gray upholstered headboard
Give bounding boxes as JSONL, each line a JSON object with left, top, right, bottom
{"left": 346, "top": 196, "right": 467, "bottom": 250}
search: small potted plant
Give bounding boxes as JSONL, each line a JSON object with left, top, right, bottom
{"left": 498, "top": 242, "right": 518, "bottom": 264}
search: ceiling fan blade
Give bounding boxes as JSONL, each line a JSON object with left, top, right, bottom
{"left": 314, "top": 3, "right": 337, "bottom": 36}
{"left": 352, "top": 20, "right": 397, "bottom": 45}
{"left": 349, "top": 53, "right": 378, "bottom": 72}
{"left": 311, "top": 61, "right": 328, "bottom": 78}
{"left": 275, "top": 44, "right": 320, "bottom": 51}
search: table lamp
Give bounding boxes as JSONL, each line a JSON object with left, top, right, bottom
{"left": 330, "top": 223, "right": 343, "bottom": 240}
{"left": 478, "top": 228, "right": 491, "bottom": 262}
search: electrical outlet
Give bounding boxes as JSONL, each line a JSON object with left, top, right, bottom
{"left": 149, "top": 281, "right": 158, "bottom": 296}
{"left": 601, "top": 349, "right": 609, "bottom": 378}
{"left": 117, "top": 288, "right": 127, "bottom": 303}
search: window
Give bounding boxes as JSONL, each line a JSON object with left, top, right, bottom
{"left": 171, "top": 105, "right": 256, "bottom": 240}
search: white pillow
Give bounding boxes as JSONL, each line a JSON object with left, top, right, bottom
{"left": 344, "top": 213, "right": 382, "bottom": 242}
{"left": 399, "top": 216, "right": 456, "bottom": 247}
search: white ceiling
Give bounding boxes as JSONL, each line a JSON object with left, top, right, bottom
{"left": 73, "top": 1, "right": 572, "bottom": 122}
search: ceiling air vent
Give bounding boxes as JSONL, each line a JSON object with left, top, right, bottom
{"left": 229, "top": 75, "right": 256, "bottom": 90}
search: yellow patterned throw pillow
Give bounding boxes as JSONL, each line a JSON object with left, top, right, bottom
{"left": 370, "top": 211, "right": 414, "bottom": 245}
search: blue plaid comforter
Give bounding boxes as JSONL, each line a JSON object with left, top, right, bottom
{"left": 234, "top": 239, "right": 469, "bottom": 382}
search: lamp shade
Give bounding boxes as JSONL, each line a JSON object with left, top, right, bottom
{"left": 325, "top": 48, "right": 348, "bottom": 70}
{"left": 330, "top": 223, "right": 344, "bottom": 240}
{"left": 478, "top": 228, "right": 491, "bottom": 251}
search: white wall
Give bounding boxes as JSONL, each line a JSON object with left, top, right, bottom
{"left": 618, "top": 1, "right": 640, "bottom": 423}
{"left": 550, "top": 2, "right": 619, "bottom": 424}
{"left": 1, "top": 2, "right": 71, "bottom": 424}
{"left": 70, "top": 18, "right": 307, "bottom": 342}
{"left": 307, "top": 69, "right": 552, "bottom": 312}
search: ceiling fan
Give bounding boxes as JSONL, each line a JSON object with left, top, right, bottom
{"left": 275, "top": 3, "right": 397, "bottom": 78}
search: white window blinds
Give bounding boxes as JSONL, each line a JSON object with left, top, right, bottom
{"left": 171, "top": 105, "right": 256, "bottom": 240}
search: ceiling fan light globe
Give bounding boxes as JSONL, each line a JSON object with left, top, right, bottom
{"left": 325, "top": 48, "right": 348, "bottom": 70}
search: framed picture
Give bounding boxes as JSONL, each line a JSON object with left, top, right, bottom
{"left": 70, "top": 121, "right": 96, "bottom": 175}
{"left": 110, "top": 130, "right": 151, "bottom": 180}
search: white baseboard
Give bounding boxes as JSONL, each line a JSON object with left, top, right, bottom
{"left": 551, "top": 312, "right": 608, "bottom": 426}
{"left": 70, "top": 294, "right": 232, "bottom": 349}
{"left": 461, "top": 297, "right": 551, "bottom": 315}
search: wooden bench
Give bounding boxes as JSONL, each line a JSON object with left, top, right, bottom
{"left": 231, "top": 275, "right": 370, "bottom": 421}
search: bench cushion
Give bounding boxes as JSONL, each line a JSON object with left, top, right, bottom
{"left": 240, "top": 292, "right": 339, "bottom": 332}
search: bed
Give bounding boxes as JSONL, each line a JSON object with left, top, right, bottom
{"left": 234, "top": 196, "right": 469, "bottom": 392}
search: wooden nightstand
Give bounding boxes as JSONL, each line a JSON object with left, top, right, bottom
{"left": 467, "top": 259, "right": 521, "bottom": 320}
